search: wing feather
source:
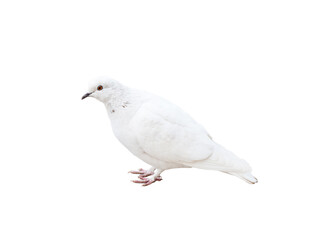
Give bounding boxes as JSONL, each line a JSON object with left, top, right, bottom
{"left": 129, "top": 99, "right": 213, "bottom": 163}
{"left": 129, "top": 97, "right": 251, "bottom": 173}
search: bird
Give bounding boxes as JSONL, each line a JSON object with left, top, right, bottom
{"left": 82, "top": 77, "right": 258, "bottom": 186}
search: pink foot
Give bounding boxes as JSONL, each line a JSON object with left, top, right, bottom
{"left": 128, "top": 168, "right": 155, "bottom": 178}
{"left": 132, "top": 176, "right": 163, "bottom": 186}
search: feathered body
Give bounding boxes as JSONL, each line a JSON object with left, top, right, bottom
{"left": 83, "top": 77, "right": 257, "bottom": 185}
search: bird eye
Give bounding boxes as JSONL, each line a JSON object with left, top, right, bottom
{"left": 97, "top": 85, "right": 103, "bottom": 91}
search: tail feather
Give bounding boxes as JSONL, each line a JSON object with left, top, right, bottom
{"left": 182, "top": 141, "right": 258, "bottom": 184}
{"left": 226, "top": 172, "right": 258, "bottom": 184}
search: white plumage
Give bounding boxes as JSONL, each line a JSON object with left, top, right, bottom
{"left": 82, "top": 77, "right": 258, "bottom": 186}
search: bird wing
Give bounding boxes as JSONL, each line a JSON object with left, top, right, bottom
{"left": 129, "top": 96, "right": 252, "bottom": 173}
{"left": 129, "top": 97, "right": 214, "bottom": 163}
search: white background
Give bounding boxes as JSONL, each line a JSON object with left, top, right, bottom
{"left": 0, "top": 1, "right": 315, "bottom": 239}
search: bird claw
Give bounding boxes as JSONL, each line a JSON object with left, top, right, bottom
{"left": 129, "top": 167, "right": 162, "bottom": 186}
{"left": 128, "top": 168, "right": 145, "bottom": 174}
{"left": 131, "top": 176, "right": 163, "bottom": 186}
{"left": 128, "top": 168, "right": 155, "bottom": 178}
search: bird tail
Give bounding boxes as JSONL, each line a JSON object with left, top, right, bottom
{"left": 224, "top": 171, "right": 258, "bottom": 184}
{"left": 182, "top": 141, "right": 258, "bottom": 184}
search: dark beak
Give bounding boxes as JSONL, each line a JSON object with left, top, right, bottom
{"left": 82, "top": 92, "right": 91, "bottom": 100}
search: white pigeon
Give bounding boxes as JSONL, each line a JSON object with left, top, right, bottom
{"left": 82, "top": 77, "right": 258, "bottom": 186}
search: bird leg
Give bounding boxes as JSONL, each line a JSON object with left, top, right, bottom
{"left": 129, "top": 167, "right": 156, "bottom": 178}
{"left": 131, "top": 169, "right": 164, "bottom": 186}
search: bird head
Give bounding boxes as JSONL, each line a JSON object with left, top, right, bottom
{"left": 82, "top": 77, "right": 123, "bottom": 103}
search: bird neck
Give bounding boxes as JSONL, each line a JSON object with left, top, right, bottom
{"left": 104, "top": 88, "right": 132, "bottom": 113}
